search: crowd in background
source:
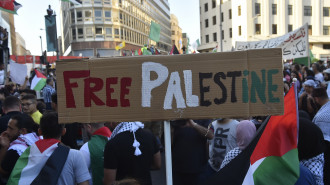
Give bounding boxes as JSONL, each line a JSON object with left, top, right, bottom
{"left": 0, "top": 59, "right": 327, "bottom": 185}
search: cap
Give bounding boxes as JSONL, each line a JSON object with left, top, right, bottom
{"left": 303, "top": 80, "right": 316, "bottom": 87}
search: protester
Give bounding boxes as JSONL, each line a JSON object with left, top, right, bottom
{"left": 103, "top": 122, "right": 161, "bottom": 185}
{"left": 207, "top": 118, "right": 238, "bottom": 174}
{"left": 291, "top": 71, "right": 302, "bottom": 91}
{"left": 299, "top": 80, "right": 318, "bottom": 119}
{"left": 322, "top": 68, "right": 330, "bottom": 87}
{"left": 7, "top": 112, "right": 91, "bottom": 185}
{"left": 43, "top": 78, "right": 56, "bottom": 110}
{"left": 21, "top": 94, "right": 42, "bottom": 124}
{"left": 19, "top": 89, "right": 36, "bottom": 100}
{"left": 312, "top": 63, "right": 324, "bottom": 84}
{"left": 0, "top": 114, "right": 39, "bottom": 179}
{"left": 80, "top": 123, "right": 111, "bottom": 185}
{"left": 298, "top": 118, "right": 325, "bottom": 185}
{"left": 171, "top": 119, "right": 213, "bottom": 185}
{"left": 220, "top": 120, "right": 256, "bottom": 169}
{"left": 0, "top": 96, "right": 22, "bottom": 134}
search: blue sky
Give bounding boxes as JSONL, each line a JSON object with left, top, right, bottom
{"left": 13, "top": 0, "right": 200, "bottom": 55}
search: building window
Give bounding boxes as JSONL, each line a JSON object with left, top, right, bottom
{"left": 94, "top": 9, "right": 102, "bottom": 21}
{"left": 78, "top": 28, "right": 83, "bottom": 39}
{"left": 213, "top": 32, "right": 217, "bottom": 42}
{"left": 272, "top": 24, "right": 277, "bottom": 34}
{"left": 324, "top": 26, "right": 330, "bottom": 35}
{"left": 288, "top": 5, "right": 293, "bottom": 15}
{"left": 238, "top": 26, "right": 241, "bottom": 36}
{"left": 77, "top": 11, "right": 82, "bottom": 22}
{"left": 272, "top": 4, "right": 277, "bottom": 15}
{"left": 104, "top": 0, "right": 111, "bottom": 5}
{"left": 238, "top": 6, "right": 241, "bottom": 16}
{"left": 255, "top": 3, "right": 260, "bottom": 15}
{"left": 213, "top": 16, "right": 216, "bottom": 25}
{"left": 229, "top": 28, "right": 232, "bottom": 38}
{"left": 72, "top": 28, "right": 76, "bottom": 40}
{"left": 171, "top": 31, "right": 175, "bottom": 35}
{"left": 114, "top": 28, "right": 120, "bottom": 38}
{"left": 324, "top": 7, "right": 330, "bottom": 17}
{"left": 288, "top": 24, "right": 293, "bottom": 32}
{"left": 308, "top": 25, "right": 312, "bottom": 35}
{"left": 71, "top": 11, "right": 75, "bottom": 23}
{"left": 212, "top": 0, "right": 216, "bottom": 8}
{"left": 221, "top": 30, "right": 224, "bottom": 40}
{"left": 323, "top": 44, "right": 330, "bottom": 49}
{"left": 255, "top": 24, "right": 261, "bottom": 34}
{"left": 105, "top": 27, "right": 112, "bottom": 38}
{"left": 84, "top": 10, "right": 92, "bottom": 21}
{"left": 221, "top": 12, "right": 224, "bottom": 22}
{"left": 105, "top": 11, "right": 111, "bottom": 21}
{"left": 304, "top": 6, "right": 312, "bottom": 16}
{"left": 229, "top": 9, "right": 232, "bottom": 19}
{"left": 206, "top": 35, "right": 209, "bottom": 43}
{"left": 205, "top": 19, "right": 209, "bottom": 28}
{"left": 205, "top": 3, "right": 208, "bottom": 12}
{"left": 85, "top": 27, "right": 93, "bottom": 38}
{"left": 95, "top": 27, "right": 103, "bottom": 38}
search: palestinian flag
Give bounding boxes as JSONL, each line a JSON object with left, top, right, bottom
{"left": 61, "top": 0, "right": 82, "bottom": 5}
{"left": 0, "top": 0, "right": 22, "bottom": 14}
{"left": 30, "top": 69, "right": 46, "bottom": 91}
{"left": 169, "top": 45, "right": 180, "bottom": 55}
{"left": 7, "top": 139, "right": 60, "bottom": 185}
{"left": 204, "top": 85, "right": 299, "bottom": 185}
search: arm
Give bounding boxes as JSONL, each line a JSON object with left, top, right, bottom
{"left": 103, "top": 168, "right": 117, "bottom": 185}
{"left": 150, "top": 151, "right": 161, "bottom": 170}
{"left": 20, "top": 76, "right": 29, "bottom": 90}
{"left": 0, "top": 133, "right": 10, "bottom": 175}
{"left": 78, "top": 181, "right": 89, "bottom": 185}
{"left": 298, "top": 93, "right": 306, "bottom": 110}
{"left": 187, "top": 119, "right": 214, "bottom": 140}
{"left": 306, "top": 96, "right": 316, "bottom": 115}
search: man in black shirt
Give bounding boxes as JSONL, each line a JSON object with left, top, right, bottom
{"left": 103, "top": 122, "right": 161, "bottom": 185}
{"left": 0, "top": 96, "right": 22, "bottom": 134}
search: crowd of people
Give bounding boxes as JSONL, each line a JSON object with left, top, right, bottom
{"left": 0, "top": 59, "right": 327, "bottom": 185}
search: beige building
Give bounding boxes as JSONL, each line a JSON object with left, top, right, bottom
{"left": 16, "top": 32, "right": 28, "bottom": 55}
{"left": 60, "top": 0, "right": 171, "bottom": 57}
{"left": 170, "top": 14, "right": 182, "bottom": 50}
{"left": 198, "top": 0, "right": 330, "bottom": 60}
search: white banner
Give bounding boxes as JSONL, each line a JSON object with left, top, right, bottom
{"left": 235, "top": 23, "right": 308, "bottom": 60}
{"left": 9, "top": 60, "right": 27, "bottom": 85}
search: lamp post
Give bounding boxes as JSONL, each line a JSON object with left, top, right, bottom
{"left": 39, "top": 36, "right": 43, "bottom": 69}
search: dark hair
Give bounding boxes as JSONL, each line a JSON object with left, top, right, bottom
{"left": 46, "top": 78, "right": 53, "bottom": 84}
{"left": 37, "top": 101, "right": 46, "bottom": 114}
{"left": 306, "top": 69, "right": 314, "bottom": 77}
{"left": 51, "top": 93, "right": 57, "bottom": 105}
{"left": 291, "top": 71, "right": 302, "bottom": 84}
{"left": 40, "top": 111, "right": 64, "bottom": 139}
{"left": 21, "top": 94, "right": 37, "bottom": 103}
{"left": 312, "top": 87, "right": 328, "bottom": 99}
{"left": 294, "top": 64, "right": 301, "bottom": 72}
{"left": 3, "top": 96, "right": 20, "bottom": 109}
{"left": 11, "top": 113, "right": 39, "bottom": 133}
{"left": 19, "top": 89, "right": 37, "bottom": 96}
{"left": 312, "top": 63, "right": 321, "bottom": 72}
{"left": 0, "top": 88, "right": 9, "bottom": 97}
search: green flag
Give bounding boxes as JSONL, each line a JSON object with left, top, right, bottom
{"left": 149, "top": 21, "right": 161, "bottom": 42}
{"left": 196, "top": 39, "right": 200, "bottom": 46}
{"left": 294, "top": 49, "right": 318, "bottom": 66}
{"left": 134, "top": 50, "right": 139, "bottom": 56}
{"left": 143, "top": 49, "right": 152, "bottom": 55}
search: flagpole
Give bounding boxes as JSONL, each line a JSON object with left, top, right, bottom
{"left": 164, "top": 121, "right": 173, "bottom": 185}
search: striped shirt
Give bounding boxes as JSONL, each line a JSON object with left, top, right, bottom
{"left": 43, "top": 85, "right": 56, "bottom": 103}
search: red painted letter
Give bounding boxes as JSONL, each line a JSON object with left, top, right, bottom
{"left": 84, "top": 77, "right": 105, "bottom": 107}
{"left": 120, "top": 77, "right": 132, "bottom": 107}
{"left": 63, "top": 70, "right": 90, "bottom": 108}
{"left": 106, "top": 77, "right": 118, "bottom": 107}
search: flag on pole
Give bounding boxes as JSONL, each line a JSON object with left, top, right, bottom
{"left": 149, "top": 21, "right": 161, "bottom": 42}
{"left": 31, "top": 69, "right": 47, "bottom": 91}
{"left": 134, "top": 50, "right": 139, "bottom": 56}
{"left": 142, "top": 49, "right": 152, "bottom": 55}
{"left": 204, "top": 85, "right": 299, "bottom": 185}
{"left": 212, "top": 45, "right": 218, "bottom": 53}
{"left": 0, "top": 0, "right": 22, "bottom": 14}
{"left": 61, "top": 0, "right": 82, "bottom": 5}
{"left": 169, "top": 45, "right": 180, "bottom": 55}
{"left": 115, "top": 41, "right": 125, "bottom": 51}
{"left": 196, "top": 39, "right": 200, "bottom": 47}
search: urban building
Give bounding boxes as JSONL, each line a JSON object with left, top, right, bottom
{"left": 198, "top": 0, "right": 330, "bottom": 60}
{"left": 182, "top": 32, "right": 189, "bottom": 53}
{"left": 0, "top": 12, "right": 13, "bottom": 55}
{"left": 60, "top": 0, "right": 171, "bottom": 57}
{"left": 16, "top": 32, "right": 28, "bottom": 55}
{"left": 170, "top": 14, "right": 182, "bottom": 50}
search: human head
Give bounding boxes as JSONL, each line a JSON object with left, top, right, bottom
{"left": 83, "top": 123, "right": 105, "bottom": 137}
{"left": 323, "top": 68, "right": 330, "bottom": 81}
{"left": 290, "top": 71, "right": 301, "bottom": 83}
{"left": 312, "top": 63, "right": 320, "bottom": 74}
{"left": 51, "top": 93, "right": 57, "bottom": 112}
{"left": 21, "top": 94, "right": 38, "bottom": 115}
{"left": 305, "top": 69, "right": 314, "bottom": 80}
{"left": 39, "top": 111, "right": 65, "bottom": 139}
{"left": 19, "top": 89, "right": 37, "bottom": 100}
{"left": 312, "top": 87, "right": 329, "bottom": 106}
{"left": 2, "top": 96, "right": 21, "bottom": 114}
{"left": 303, "top": 80, "right": 316, "bottom": 94}
{"left": 6, "top": 114, "right": 39, "bottom": 142}
{"left": 298, "top": 118, "right": 325, "bottom": 161}
{"left": 236, "top": 120, "right": 256, "bottom": 150}
{"left": 46, "top": 78, "right": 54, "bottom": 86}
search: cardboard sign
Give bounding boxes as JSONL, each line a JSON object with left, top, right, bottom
{"left": 57, "top": 48, "right": 284, "bottom": 124}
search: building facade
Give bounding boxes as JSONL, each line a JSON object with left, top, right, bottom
{"left": 170, "top": 14, "right": 182, "bottom": 50}
{"left": 198, "top": 0, "right": 330, "bottom": 60}
{"left": 16, "top": 32, "right": 28, "bottom": 55}
{"left": 0, "top": 12, "right": 13, "bottom": 55}
{"left": 60, "top": 0, "right": 171, "bottom": 57}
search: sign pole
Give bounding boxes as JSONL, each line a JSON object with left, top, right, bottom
{"left": 164, "top": 121, "right": 173, "bottom": 185}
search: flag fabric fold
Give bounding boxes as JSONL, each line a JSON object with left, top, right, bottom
{"left": 30, "top": 69, "right": 46, "bottom": 91}
{"left": 149, "top": 21, "right": 161, "bottom": 42}
{"left": 203, "top": 85, "right": 299, "bottom": 185}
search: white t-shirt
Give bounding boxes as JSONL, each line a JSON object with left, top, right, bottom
{"left": 208, "top": 119, "right": 239, "bottom": 171}
{"left": 315, "top": 73, "right": 324, "bottom": 83}
{"left": 0, "top": 70, "right": 4, "bottom": 85}
{"left": 80, "top": 143, "right": 92, "bottom": 185}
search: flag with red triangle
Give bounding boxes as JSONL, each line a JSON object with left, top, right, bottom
{"left": 0, "top": 0, "right": 22, "bottom": 14}
{"left": 169, "top": 45, "right": 180, "bottom": 55}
